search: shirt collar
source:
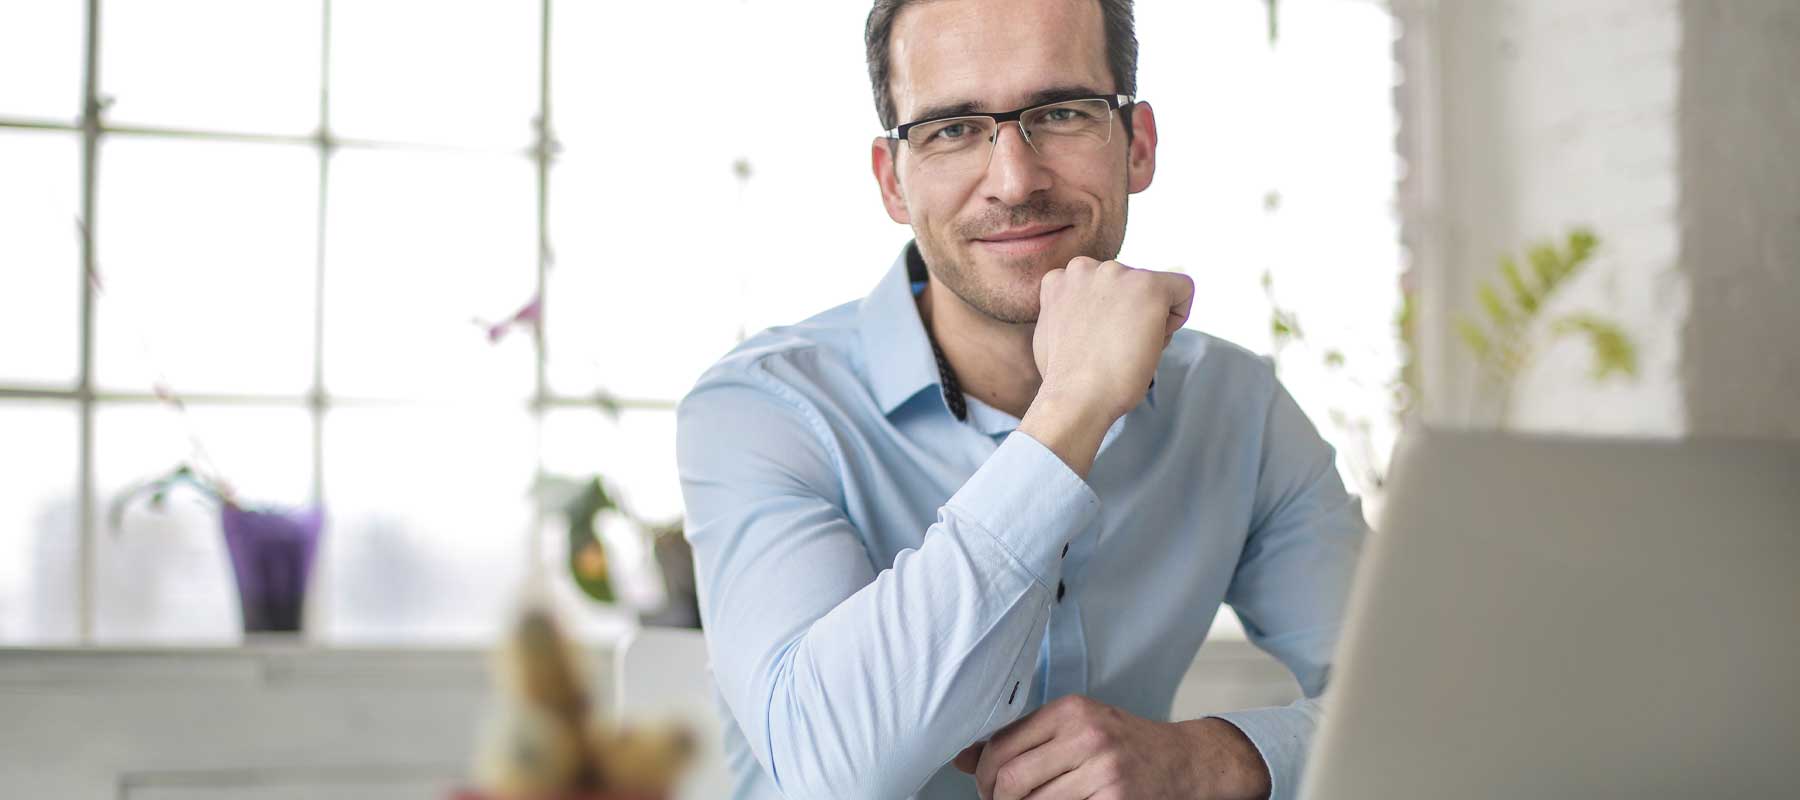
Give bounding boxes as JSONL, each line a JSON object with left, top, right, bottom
{"left": 857, "top": 239, "right": 1161, "bottom": 418}
{"left": 858, "top": 241, "right": 942, "bottom": 416}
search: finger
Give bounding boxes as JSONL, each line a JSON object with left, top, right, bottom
{"left": 1066, "top": 255, "right": 1101, "bottom": 271}
{"left": 976, "top": 711, "right": 1064, "bottom": 799}
{"left": 954, "top": 742, "right": 985, "bottom": 774}
{"left": 1157, "top": 272, "right": 1195, "bottom": 336}
{"left": 988, "top": 733, "right": 1092, "bottom": 800}
{"left": 1020, "top": 757, "right": 1114, "bottom": 800}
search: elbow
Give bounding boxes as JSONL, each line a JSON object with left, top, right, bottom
{"left": 757, "top": 658, "right": 916, "bottom": 800}
{"left": 762, "top": 711, "right": 907, "bottom": 800}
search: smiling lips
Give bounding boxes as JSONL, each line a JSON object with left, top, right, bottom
{"left": 973, "top": 224, "right": 1074, "bottom": 256}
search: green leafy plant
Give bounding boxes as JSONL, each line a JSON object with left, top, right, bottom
{"left": 532, "top": 474, "right": 684, "bottom": 609}
{"left": 1455, "top": 229, "right": 1639, "bottom": 408}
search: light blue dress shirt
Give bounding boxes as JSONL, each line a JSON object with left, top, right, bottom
{"left": 676, "top": 243, "right": 1365, "bottom": 800}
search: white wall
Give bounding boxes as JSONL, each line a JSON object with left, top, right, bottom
{"left": 1398, "top": 0, "right": 1689, "bottom": 436}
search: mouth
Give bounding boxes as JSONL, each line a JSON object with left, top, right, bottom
{"left": 971, "top": 224, "right": 1074, "bottom": 257}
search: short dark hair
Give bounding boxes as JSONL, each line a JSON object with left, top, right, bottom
{"left": 864, "top": 0, "right": 1138, "bottom": 131}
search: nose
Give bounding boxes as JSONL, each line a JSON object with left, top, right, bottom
{"left": 980, "top": 122, "right": 1052, "bottom": 207}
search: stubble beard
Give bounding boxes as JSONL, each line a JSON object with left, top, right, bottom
{"left": 916, "top": 195, "right": 1128, "bottom": 325}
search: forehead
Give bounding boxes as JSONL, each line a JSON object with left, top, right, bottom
{"left": 888, "top": 0, "right": 1111, "bottom": 119}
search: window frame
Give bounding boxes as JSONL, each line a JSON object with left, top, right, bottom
{"left": 0, "top": 0, "right": 674, "bottom": 644}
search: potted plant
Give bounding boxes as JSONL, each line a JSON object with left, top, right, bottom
{"left": 110, "top": 463, "right": 325, "bottom": 634}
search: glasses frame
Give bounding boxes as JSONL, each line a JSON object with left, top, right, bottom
{"left": 882, "top": 94, "right": 1135, "bottom": 148}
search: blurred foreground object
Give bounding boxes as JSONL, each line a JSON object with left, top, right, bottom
{"left": 468, "top": 606, "right": 694, "bottom": 800}
{"left": 1302, "top": 428, "right": 1800, "bottom": 799}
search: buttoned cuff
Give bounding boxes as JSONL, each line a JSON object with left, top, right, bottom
{"left": 1208, "top": 706, "right": 1315, "bottom": 800}
{"left": 943, "top": 431, "right": 1100, "bottom": 589}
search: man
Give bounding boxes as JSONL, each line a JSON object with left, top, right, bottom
{"left": 675, "top": 1, "right": 1364, "bottom": 797}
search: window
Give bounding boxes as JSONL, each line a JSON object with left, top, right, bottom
{"left": 0, "top": 0, "right": 1397, "bottom": 645}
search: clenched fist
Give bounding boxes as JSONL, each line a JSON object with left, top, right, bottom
{"left": 1019, "top": 257, "right": 1193, "bottom": 478}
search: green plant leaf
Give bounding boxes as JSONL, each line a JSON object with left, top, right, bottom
{"left": 1270, "top": 309, "right": 1301, "bottom": 343}
{"left": 1477, "top": 282, "right": 1513, "bottom": 328}
{"left": 1455, "top": 317, "right": 1491, "bottom": 359}
{"left": 1527, "top": 243, "right": 1565, "bottom": 290}
{"left": 1499, "top": 256, "right": 1538, "bottom": 314}
{"left": 1551, "top": 313, "right": 1638, "bottom": 380}
{"left": 1566, "top": 227, "right": 1598, "bottom": 266}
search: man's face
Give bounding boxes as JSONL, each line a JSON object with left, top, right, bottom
{"left": 873, "top": 0, "right": 1156, "bottom": 324}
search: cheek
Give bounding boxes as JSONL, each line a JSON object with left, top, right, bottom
{"left": 905, "top": 181, "right": 966, "bottom": 234}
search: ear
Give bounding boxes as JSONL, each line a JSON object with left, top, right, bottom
{"left": 1125, "top": 101, "right": 1158, "bottom": 195}
{"left": 871, "top": 137, "right": 911, "bottom": 224}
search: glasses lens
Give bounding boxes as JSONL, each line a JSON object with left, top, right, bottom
{"left": 1021, "top": 99, "right": 1114, "bottom": 157}
{"left": 905, "top": 116, "right": 995, "bottom": 170}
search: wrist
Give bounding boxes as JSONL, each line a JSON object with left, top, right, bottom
{"left": 1018, "top": 383, "right": 1116, "bottom": 479}
{"left": 1177, "top": 717, "right": 1271, "bottom": 800}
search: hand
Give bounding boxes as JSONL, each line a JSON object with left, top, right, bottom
{"left": 952, "top": 694, "right": 1270, "bottom": 800}
{"left": 1019, "top": 258, "right": 1193, "bottom": 477}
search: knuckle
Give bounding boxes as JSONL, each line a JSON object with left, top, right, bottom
{"left": 1076, "top": 724, "right": 1111, "bottom": 752}
{"left": 994, "top": 763, "right": 1027, "bottom": 795}
{"left": 1095, "top": 751, "right": 1125, "bottom": 782}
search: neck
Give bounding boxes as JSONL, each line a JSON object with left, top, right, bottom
{"left": 917, "top": 279, "right": 1042, "bottom": 420}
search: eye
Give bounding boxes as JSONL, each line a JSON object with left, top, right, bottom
{"left": 1044, "top": 106, "right": 1097, "bottom": 122}
{"left": 932, "top": 122, "right": 972, "bottom": 141}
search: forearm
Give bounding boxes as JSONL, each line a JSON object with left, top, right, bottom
{"left": 1206, "top": 696, "right": 1326, "bottom": 800}
{"left": 1176, "top": 717, "right": 1274, "bottom": 800}
{"left": 761, "top": 525, "right": 1056, "bottom": 798}
{"left": 722, "top": 433, "right": 1100, "bottom": 799}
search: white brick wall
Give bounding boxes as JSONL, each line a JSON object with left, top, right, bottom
{"left": 1398, "top": 0, "right": 1690, "bottom": 435}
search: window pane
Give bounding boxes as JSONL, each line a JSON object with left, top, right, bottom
{"left": 1263, "top": 0, "right": 1404, "bottom": 492}
{"left": 95, "top": 136, "right": 318, "bottom": 395}
{"left": 330, "top": 0, "right": 539, "bottom": 148}
{"left": 727, "top": 2, "right": 910, "bottom": 335}
{"left": 319, "top": 406, "right": 533, "bottom": 644}
{"left": 94, "top": 403, "right": 314, "bottom": 643}
{"left": 541, "top": 407, "right": 681, "bottom": 524}
{"left": 0, "top": 402, "right": 80, "bottom": 644}
{"left": 552, "top": 1, "right": 735, "bottom": 151}
{"left": 543, "top": 154, "right": 742, "bottom": 401}
{"left": 0, "top": 129, "right": 81, "bottom": 387}
{"left": 546, "top": 2, "right": 739, "bottom": 401}
{"left": 0, "top": 0, "right": 83, "bottom": 123}
{"left": 1128, "top": 0, "right": 1274, "bottom": 350}
{"left": 101, "top": 0, "right": 322, "bottom": 136}
{"left": 323, "top": 148, "right": 536, "bottom": 400}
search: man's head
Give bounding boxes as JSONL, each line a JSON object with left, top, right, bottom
{"left": 866, "top": 0, "right": 1157, "bottom": 324}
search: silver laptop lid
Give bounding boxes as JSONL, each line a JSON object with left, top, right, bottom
{"left": 1301, "top": 429, "right": 1800, "bottom": 800}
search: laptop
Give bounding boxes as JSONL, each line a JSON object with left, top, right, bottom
{"left": 1299, "top": 428, "right": 1800, "bottom": 800}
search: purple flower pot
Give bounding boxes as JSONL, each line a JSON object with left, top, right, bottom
{"left": 220, "top": 504, "right": 324, "bottom": 633}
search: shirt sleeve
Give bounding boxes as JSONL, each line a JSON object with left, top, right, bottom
{"left": 676, "top": 364, "right": 1100, "bottom": 800}
{"left": 1209, "top": 378, "right": 1367, "bottom": 800}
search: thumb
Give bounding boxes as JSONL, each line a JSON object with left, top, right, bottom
{"left": 953, "top": 742, "right": 985, "bottom": 774}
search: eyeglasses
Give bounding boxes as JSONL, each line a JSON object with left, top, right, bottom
{"left": 883, "top": 94, "right": 1134, "bottom": 175}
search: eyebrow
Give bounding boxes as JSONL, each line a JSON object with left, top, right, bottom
{"left": 908, "top": 85, "right": 1110, "bottom": 124}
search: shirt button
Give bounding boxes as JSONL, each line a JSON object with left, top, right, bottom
{"left": 1056, "top": 581, "right": 1066, "bottom": 602}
